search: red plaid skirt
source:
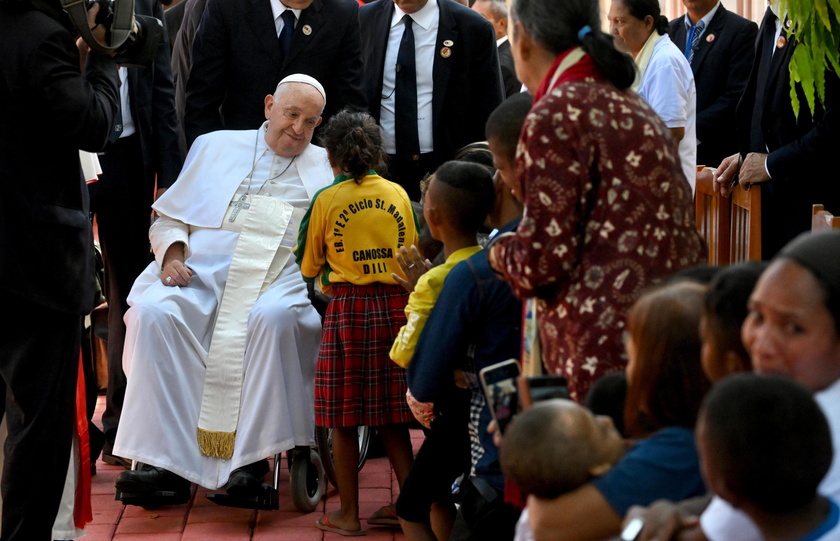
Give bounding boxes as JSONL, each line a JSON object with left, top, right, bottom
{"left": 315, "top": 283, "right": 414, "bottom": 428}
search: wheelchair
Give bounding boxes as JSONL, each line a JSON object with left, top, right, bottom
{"left": 117, "top": 280, "right": 374, "bottom": 512}
{"left": 116, "top": 445, "right": 328, "bottom": 513}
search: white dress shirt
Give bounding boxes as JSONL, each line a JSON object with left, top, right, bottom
{"left": 270, "top": 0, "right": 302, "bottom": 36}
{"left": 380, "top": 0, "right": 439, "bottom": 155}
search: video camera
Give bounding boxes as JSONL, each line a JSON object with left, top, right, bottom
{"left": 61, "top": 0, "right": 163, "bottom": 67}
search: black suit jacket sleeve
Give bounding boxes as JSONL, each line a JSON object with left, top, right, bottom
{"left": 432, "top": 0, "right": 504, "bottom": 162}
{"left": 0, "top": 9, "right": 119, "bottom": 313}
{"left": 453, "top": 8, "right": 504, "bottom": 152}
{"left": 766, "top": 71, "right": 840, "bottom": 182}
{"left": 325, "top": 1, "right": 367, "bottom": 117}
{"left": 695, "top": 18, "right": 757, "bottom": 150}
{"left": 184, "top": 0, "right": 228, "bottom": 145}
{"left": 40, "top": 34, "right": 120, "bottom": 152}
{"left": 146, "top": 0, "right": 184, "bottom": 189}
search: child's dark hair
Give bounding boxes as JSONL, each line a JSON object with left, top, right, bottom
{"left": 430, "top": 161, "right": 495, "bottom": 235}
{"left": 454, "top": 141, "right": 495, "bottom": 171}
{"left": 509, "top": 0, "right": 637, "bottom": 90}
{"left": 318, "top": 109, "right": 385, "bottom": 183}
{"left": 667, "top": 264, "right": 721, "bottom": 286}
{"left": 701, "top": 373, "right": 833, "bottom": 513}
{"left": 703, "top": 261, "right": 769, "bottom": 370}
{"left": 485, "top": 93, "right": 533, "bottom": 162}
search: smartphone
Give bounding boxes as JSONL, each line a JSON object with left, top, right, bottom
{"left": 525, "top": 375, "right": 570, "bottom": 403}
{"left": 620, "top": 517, "right": 644, "bottom": 541}
{"left": 479, "top": 359, "right": 521, "bottom": 435}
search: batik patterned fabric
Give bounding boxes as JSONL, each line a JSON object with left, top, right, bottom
{"left": 491, "top": 72, "right": 705, "bottom": 402}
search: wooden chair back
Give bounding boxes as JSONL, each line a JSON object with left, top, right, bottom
{"left": 812, "top": 204, "right": 840, "bottom": 230}
{"left": 694, "top": 167, "right": 730, "bottom": 265}
{"left": 729, "top": 184, "right": 761, "bottom": 262}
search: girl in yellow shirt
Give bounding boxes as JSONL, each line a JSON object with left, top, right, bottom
{"left": 295, "top": 109, "right": 420, "bottom": 536}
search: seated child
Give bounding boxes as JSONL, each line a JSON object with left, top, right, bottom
{"left": 698, "top": 373, "right": 838, "bottom": 541}
{"left": 500, "top": 399, "right": 626, "bottom": 541}
{"left": 700, "top": 261, "right": 768, "bottom": 381}
{"left": 500, "top": 399, "right": 626, "bottom": 500}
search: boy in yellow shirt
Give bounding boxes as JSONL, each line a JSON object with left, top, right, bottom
{"left": 390, "top": 161, "right": 495, "bottom": 369}
{"left": 388, "top": 160, "right": 496, "bottom": 538}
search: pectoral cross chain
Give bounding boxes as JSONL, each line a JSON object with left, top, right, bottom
{"left": 228, "top": 194, "right": 251, "bottom": 222}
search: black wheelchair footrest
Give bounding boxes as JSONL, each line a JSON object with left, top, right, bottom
{"left": 116, "top": 488, "right": 191, "bottom": 509}
{"left": 205, "top": 483, "right": 279, "bottom": 510}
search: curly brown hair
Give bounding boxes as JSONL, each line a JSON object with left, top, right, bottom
{"left": 318, "top": 109, "right": 385, "bottom": 183}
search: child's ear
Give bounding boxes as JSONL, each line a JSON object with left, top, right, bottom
{"left": 723, "top": 350, "right": 748, "bottom": 375}
{"left": 425, "top": 206, "right": 442, "bottom": 230}
{"left": 588, "top": 462, "right": 614, "bottom": 478}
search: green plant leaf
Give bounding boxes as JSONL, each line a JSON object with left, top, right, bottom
{"left": 815, "top": 0, "right": 831, "bottom": 30}
{"left": 792, "top": 44, "right": 816, "bottom": 116}
{"left": 827, "top": 0, "right": 840, "bottom": 25}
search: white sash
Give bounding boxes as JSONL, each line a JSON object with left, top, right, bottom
{"left": 196, "top": 194, "right": 302, "bottom": 458}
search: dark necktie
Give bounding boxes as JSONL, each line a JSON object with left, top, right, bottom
{"left": 685, "top": 20, "right": 705, "bottom": 64}
{"left": 749, "top": 10, "right": 778, "bottom": 152}
{"left": 279, "top": 10, "right": 296, "bottom": 62}
{"left": 395, "top": 15, "right": 419, "bottom": 159}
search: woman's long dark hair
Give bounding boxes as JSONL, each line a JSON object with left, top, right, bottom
{"left": 509, "top": 0, "right": 636, "bottom": 90}
{"left": 624, "top": 281, "right": 712, "bottom": 438}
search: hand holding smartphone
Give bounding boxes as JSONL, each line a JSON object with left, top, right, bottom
{"left": 479, "top": 359, "right": 521, "bottom": 435}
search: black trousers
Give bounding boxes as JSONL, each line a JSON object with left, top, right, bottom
{"left": 395, "top": 390, "right": 471, "bottom": 523}
{"left": 89, "top": 134, "right": 156, "bottom": 449}
{"left": 0, "top": 291, "right": 80, "bottom": 540}
{"left": 385, "top": 153, "right": 437, "bottom": 203}
{"left": 449, "top": 477, "right": 520, "bottom": 541}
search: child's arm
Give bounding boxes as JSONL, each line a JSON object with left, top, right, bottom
{"left": 390, "top": 270, "right": 442, "bottom": 368}
{"left": 294, "top": 193, "right": 327, "bottom": 282}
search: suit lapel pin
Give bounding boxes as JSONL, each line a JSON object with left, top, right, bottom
{"left": 440, "top": 47, "right": 451, "bottom": 58}
{"left": 443, "top": 39, "right": 453, "bottom": 46}
{"left": 705, "top": 33, "right": 715, "bottom": 42}
{"left": 777, "top": 35, "right": 786, "bottom": 48}
{"left": 302, "top": 24, "right": 312, "bottom": 35}
{"left": 785, "top": 19, "right": 791, "bottom": 29}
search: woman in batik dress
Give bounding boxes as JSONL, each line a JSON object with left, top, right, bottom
{"left": 489, "top": 0, "right": 706, "bottom": 403}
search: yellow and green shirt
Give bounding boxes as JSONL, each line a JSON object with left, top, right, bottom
{"left": 390, "top": 245, "right": 483, "bottom": 368}
{"left": 295, "top": 172, "right": 419, "bottom": 295}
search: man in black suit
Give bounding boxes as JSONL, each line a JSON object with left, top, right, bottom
{"left": 359, "top": 0, "right": 504, "bottom": 201}
{"left": 0, "top": 0, "right": 119, "bottom": 537}
{"left": 170, "top": 0, "right": 207, "bottom": 155}
{"left": 472, "top": 0, "right": 520, "bottom": 98}
{"left": 713, "top": 5, "right": 840, "bottom": 258}
{"left": 184, "top": 0, "right": 367, "bottom": 148}
{"left": 164, "top": 0, "right": 186, "bottom": 53}
{"left": 668, "top": 0, "right": 756, "bottom": 168}
{"left": 91, "top": 0, "right": 183, "bottom": 469}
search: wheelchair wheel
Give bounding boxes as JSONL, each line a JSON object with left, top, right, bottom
{"left": 315, "top": 426, "right": 372, "bottom": 488}
{"left": 289, "top": 448, "right": 326, "bottom": 513}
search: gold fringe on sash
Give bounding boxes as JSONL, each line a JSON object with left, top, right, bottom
{"left": 197, "top": 428, "right": 236, "bottom": 459}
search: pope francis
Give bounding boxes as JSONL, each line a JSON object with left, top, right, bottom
{"left": 113, "top": 74, "right": 332, "bottom": 505}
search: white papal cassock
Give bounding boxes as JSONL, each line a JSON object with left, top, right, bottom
{"left": 113, "top": 125, "right": 331, "bottom": 489}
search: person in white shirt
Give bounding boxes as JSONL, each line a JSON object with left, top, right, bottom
{"left": 609, "top": 0, "right": 697, "bottom": 192}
